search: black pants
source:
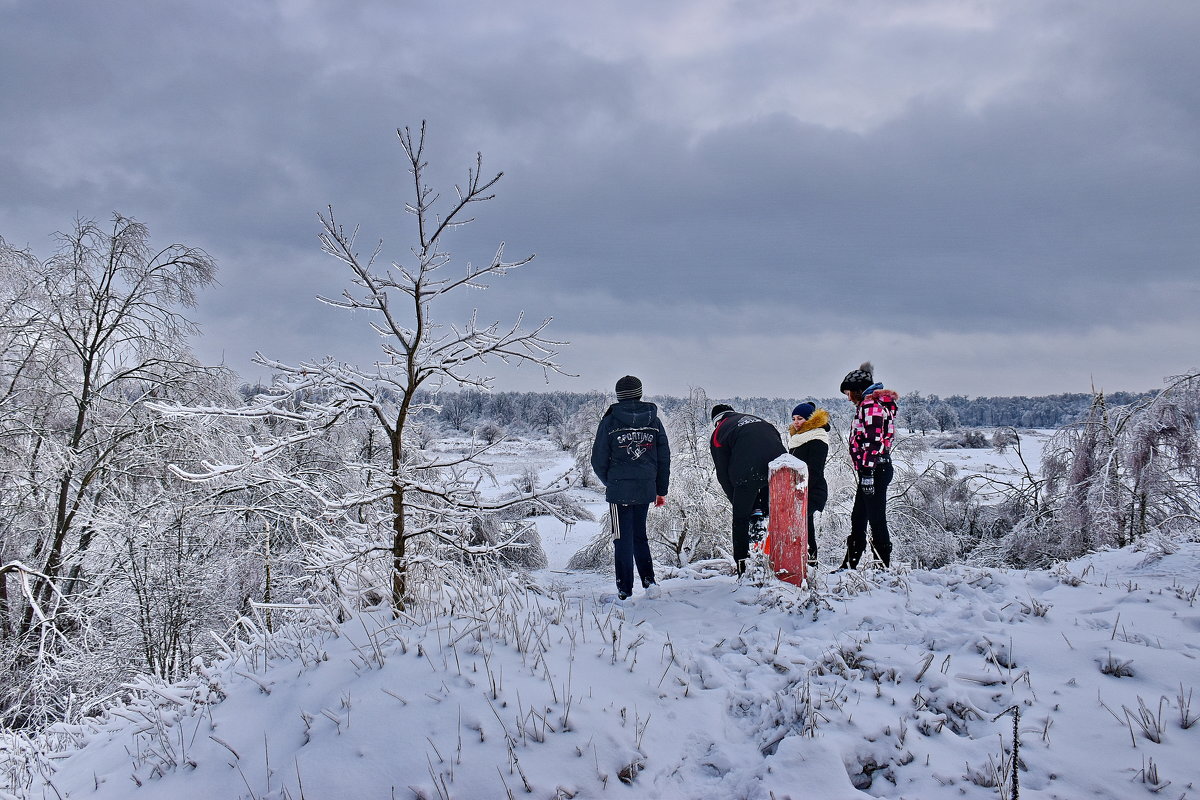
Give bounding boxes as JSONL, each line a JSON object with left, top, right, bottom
{"left": 843, "top": 461, "right": 894, "bottom": 568}
{"left": 730, "top": 481, "right": 770, "bottom": 563}
{"left": 611, "top": 503, "right": 655, "bottom": 595}
{"left": 807, "top": 506, "right": 818, "bottom": 563}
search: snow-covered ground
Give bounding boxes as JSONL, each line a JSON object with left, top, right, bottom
{"left": 8, "top": 432, "right": 1200, "bottom": 800}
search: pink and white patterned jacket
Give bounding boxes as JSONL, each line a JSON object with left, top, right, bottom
{"left": 849, "top": 387, "right": 899, "bottom": 471}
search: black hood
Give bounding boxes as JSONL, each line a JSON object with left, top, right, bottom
{"left": 605, "top": 399, "right": 659, "bottom": 428}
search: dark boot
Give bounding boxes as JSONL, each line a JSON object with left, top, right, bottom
{"left": 841, "top": 536, "right": 865, "bottom": 570}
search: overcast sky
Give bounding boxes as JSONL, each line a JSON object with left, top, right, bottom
{"left": 3, "top": 1, "right": 1197, "bottom": 400}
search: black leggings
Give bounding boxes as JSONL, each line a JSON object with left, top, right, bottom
{"left": 842, "top": 461, "right": 893, "bottom": 568}
{"left": 807, "top": 506, "right": 818, "bottom": 562}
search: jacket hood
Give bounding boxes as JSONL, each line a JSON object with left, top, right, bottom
{"left": 605, "top": 399, "right": 659, "bottom": 428}
{"left": 863, "top": 388, "right": 899, "bottom": 408}
{"left": 788, "top": 408, "right": 830, "bottom": 436}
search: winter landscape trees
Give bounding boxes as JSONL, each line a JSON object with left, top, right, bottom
{"left": 1007, "top": 372, "right": 1200, "bottom": 565}
{"left": 1, "top": 129, "right": 1198, "bottom": 799}
{"left": 154, "top": 123, "right": 569, "bottom": 613}
{"left": 0, "top": 216, "right": 236, "bottom": 726}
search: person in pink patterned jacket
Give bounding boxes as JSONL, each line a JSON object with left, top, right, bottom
{"left": 838, "top": 362, "right": 900, "bottom": 569}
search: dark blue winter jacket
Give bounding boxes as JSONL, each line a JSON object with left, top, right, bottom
{"left": 590, "top": 400, "right": 671, "bottom": 505}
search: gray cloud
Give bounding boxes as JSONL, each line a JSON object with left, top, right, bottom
{"left": 2, "top": 0, "right": 1197, "bottom": 398}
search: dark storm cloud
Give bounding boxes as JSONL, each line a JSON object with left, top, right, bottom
{"left": 2, "top": 1, "right": 1197, "bottom": 397}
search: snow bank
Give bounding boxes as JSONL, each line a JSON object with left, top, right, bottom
{"left": 12, "top": 542, "right": 1200, "bottom": 799}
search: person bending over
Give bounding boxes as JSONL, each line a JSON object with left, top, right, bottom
{"left": 710, "top": 404, "right": 785, "bottom": 576}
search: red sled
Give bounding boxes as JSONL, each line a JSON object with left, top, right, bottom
{"left": 766, "top": 455, "right": 809, "bottom": 586}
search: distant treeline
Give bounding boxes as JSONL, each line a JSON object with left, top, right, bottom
{"left": 237, "top": 385, "right": 1156, "bottom": 433}
{"left": 899, "top": 390, "right": 1155, "bottom": 430}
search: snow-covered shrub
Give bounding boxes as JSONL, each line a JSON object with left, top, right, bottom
{"left": 891, "top": 431, "right": 930, "bottom": 460}
{"left": 463, "top": 517, "right": 548, "bottom": 571}
{"left": 884, "top": 459, "right": 1030, "bottom": 569}
{"left": 475, "top": 420, "right": 506, "bottom": 445}
{"left": 1007, "top": 372, "right": 1200, "bottom": 566}
{"left": 549, "top": 399, "right": 606, "bottom": 453}
{"left": 962, "top": 430, "right": 989, "bottom": 449}
{"left": 991, "top": 427, "right": 1020, "bottom": 452}
{"left": 924, "top": 430, "right": 988, "bottom": 450}
{"left": 498, "top": 466, "right": 594, "bottom": 523}
{"left": 566, "top": 510, "right": 613, "bottom": 571}
{"left": 886, "top": 463, "right": 972, "bottom": 568}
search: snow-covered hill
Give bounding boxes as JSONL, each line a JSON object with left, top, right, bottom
{"left": 12, "top": 538, "right": 1200, "bottom": 799}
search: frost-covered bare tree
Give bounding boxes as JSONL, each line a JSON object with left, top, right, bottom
{"left": 0, "top": 244, "right": 52, "bottom": 645}
{"left": 8, "top": 217, "right": 215, "bottom": 618}
{"left": 559, "top": 399, "right": 607, "bottom": 489}
{"left": 1007, "top": 372, "right": 1200, "bottom": 565}
{"left": 649, "top": 387, "right": 730, "bottom": 566}
{"left": 0, "top": 218, "right": 231, "bottom": 726}
{"left": 931, "top": 402, "right": 961, "bottom": 432}
{"left": 157, "top": 124, "right": 567, "bottom": 612}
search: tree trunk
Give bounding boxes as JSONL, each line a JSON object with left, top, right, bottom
{"left": 0, "top": 566, "right": 11, "bottom": 640}
{"left": 391, "top": 486, "right": 406, "bottom": 612}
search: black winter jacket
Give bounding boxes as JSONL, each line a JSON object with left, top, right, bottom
{"left": 788, "top": 435, "right": 829, "bottom": 512}
{"left": 709, "top": 412, "right": 785, "bottom": 501}
{"left": 590, "top": 400, "right": 671, "bottom": 505}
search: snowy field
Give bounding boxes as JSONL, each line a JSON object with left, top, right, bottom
{"left": 7, "top": 432, "right": 1200, "bottom": 800}
{"left": 905, "top": 429, "right": 1053, "bottom": 496}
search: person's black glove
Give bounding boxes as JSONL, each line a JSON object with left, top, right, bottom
{"left": 859, "top": 468, "right": 876, "bottom": 496}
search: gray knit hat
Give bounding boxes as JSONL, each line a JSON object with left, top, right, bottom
{"left": 615, "top": 375, "right": 643, "bottom": 400}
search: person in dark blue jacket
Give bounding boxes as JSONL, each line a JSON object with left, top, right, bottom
{"left": 590, "top": 376, "right": 670, "bottom": 600}
{"left": 710, "top": 404, "right": 785, "bottom": 576}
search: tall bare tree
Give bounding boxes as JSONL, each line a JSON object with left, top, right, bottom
{"left": 0, "top": 217, "right": 228, "bottom": 725}
{"left": 158, "top": 124, "right": 568, "bottom": 611}
{"left": 0, "top": 218, "right": 217, "bottom": 627}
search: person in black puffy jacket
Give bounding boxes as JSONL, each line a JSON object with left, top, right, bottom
{"left": 786, "top": 401, "right": 830, "bottom": 567}
{"left": 590, "top": 376, "right": 670, "bottom": 599}
{"left": 709, "top": 404, "right": 785, "bottom": 575}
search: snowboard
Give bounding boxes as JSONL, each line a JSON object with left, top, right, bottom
{"left": 766, "top": 455, "right": 809, "bottom": 586}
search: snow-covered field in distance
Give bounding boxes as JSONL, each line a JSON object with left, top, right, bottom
{"left": 905, "top": 428, "right": 1053, "bottom": 485}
